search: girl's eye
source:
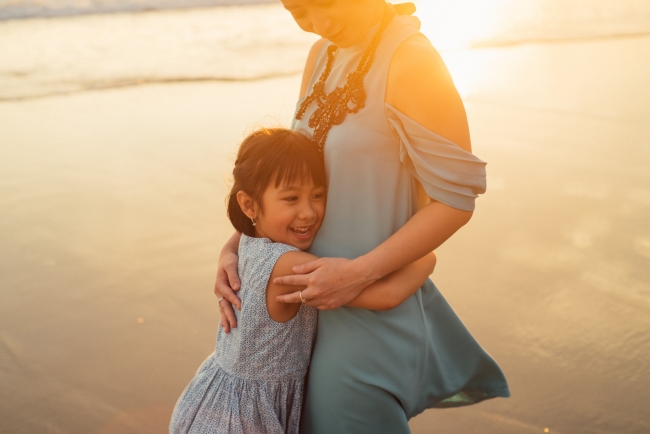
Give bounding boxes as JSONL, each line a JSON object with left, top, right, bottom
{"left": 283, "top": 196, "right": 299, "bottom": 202}
{"left": 313, "top": 193, "right": 324, "bottom": 199}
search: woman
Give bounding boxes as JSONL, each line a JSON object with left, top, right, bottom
{"left": 214, "top": 1, "right": 509, "bottom": 432}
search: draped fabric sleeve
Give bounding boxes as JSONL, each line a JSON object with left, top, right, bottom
{"left": 385, "top": 103, "right": 487, "bottom": 211}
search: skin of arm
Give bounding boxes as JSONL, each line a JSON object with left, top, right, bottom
{"left": 274, "top": 36, "right": 474, "bottom": 309}
{"left": 214, "top": 231, "right": 242, "bottom": 333}
{"left": 268, "top": 250, "right": 437, "bottom": 322}
{"left": 346, "top": 251, "right": 437, "bottom": 310}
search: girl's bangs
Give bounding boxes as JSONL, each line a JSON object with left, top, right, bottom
{"left": 273, "top": 159, "right": 324, "bottom": 189}
{"left": 268, "top": 142, "right": 326, "bottom": 189}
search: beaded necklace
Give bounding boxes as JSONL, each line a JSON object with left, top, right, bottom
{"left": 295, "top": 8, "right": 395, "bottom": 155}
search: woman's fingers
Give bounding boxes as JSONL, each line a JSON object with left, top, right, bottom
{"left": 219, "top": 302, "right": 231, "bottom": 333}
{"left": 215, "top": 270, "right": 242, "bottom": 311}
{"left": 219, "top": 300, "right": 238, "bottom": 333}
{"left": 214, "top": 255, "right": 242, "bottom": 333}
{"left": 275, "top": 291, "right": 303, "bottom": 304}
{"left": 292, "top": 258, "right": 324, "bottom": 275}
{"left": 273, "top": 273, "right": 311, "bottom": 287}
{"left": 225, "top": 259, "right": 241, "bottom": 292}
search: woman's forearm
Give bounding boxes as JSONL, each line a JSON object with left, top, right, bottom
{"left": 273, "top": 202, "right": 471, "bottom": 310}
{"left": 356, "top": 201, "right": 472, "bottom": 282}
{"left": 347, "top": 252, "right": 436, "bottom": 310}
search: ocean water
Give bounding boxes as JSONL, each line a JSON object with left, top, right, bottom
{"left": 1, "top": 0, "right": 650, "bottom": 100}
{"left": 0, "top": 0, "right": 274, "bottom": 20}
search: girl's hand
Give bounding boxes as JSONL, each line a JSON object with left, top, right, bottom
{"left": 214, "top": 250, "right": 241, "bottom": 333}
{"left": 273, "top": 257, "right": 375, "bottom": 310}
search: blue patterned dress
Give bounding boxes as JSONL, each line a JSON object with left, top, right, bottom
{"left": 170, "top": 235, "right": 318, "bottom": 434}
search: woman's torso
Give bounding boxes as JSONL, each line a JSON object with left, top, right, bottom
{"left": 292, "top": 14, "right": 423, "bottom": 259}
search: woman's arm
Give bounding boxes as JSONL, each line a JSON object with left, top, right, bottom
{"left": 214, "top": 231, "right": 242, "bottom": 333}
{"left": 275, "top": 203, "right": 470, "bottom": 309}
{"left": 271, "top": 251, "right": 436, "bottom": 314}
{"left": 274, "top": 36, "right": 475, "bottom": 309}
{"left": 346, "top": 252, "right": 436, "bottom": 310}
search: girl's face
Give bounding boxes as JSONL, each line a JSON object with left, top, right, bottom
{"left": 281, "top": 0, "right": 385, "bottom": 48}
{"left": 254, "top": 180, "right": 326, "bottom": 250}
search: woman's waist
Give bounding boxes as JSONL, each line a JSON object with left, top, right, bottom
{"left": 309, "top": 219, "right": 404, "bottom": 259}
{"left": 317, "top": 281, "right": 435, "bottom": 330}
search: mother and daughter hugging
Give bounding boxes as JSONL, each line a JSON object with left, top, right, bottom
{"left": 169, "top": 1, "right": 509, "bottom": 433}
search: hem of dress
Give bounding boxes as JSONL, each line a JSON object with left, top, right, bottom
{"left": 409, "top": 387, "right": 510, "bottom": 419}
{"left": 215, "top": 361, "right": 307, "bottom": 384}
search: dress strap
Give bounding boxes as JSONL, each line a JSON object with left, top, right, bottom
{"left": 372, "top": 14, "right": 423, "bottom": 105}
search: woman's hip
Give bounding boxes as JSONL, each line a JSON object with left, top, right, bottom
{"left": 307, "top": 291, "right": 430, "bottom": 415}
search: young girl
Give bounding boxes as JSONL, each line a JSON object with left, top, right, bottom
{"left": 169, "top": 128, "right": 436, "bottom": 434}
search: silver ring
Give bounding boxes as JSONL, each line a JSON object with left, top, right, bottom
{"left": 218, "top": 297, "right": 225, "bottom": 303}
{"left": 299, "top": 291, "right": 307, "bottom": 304}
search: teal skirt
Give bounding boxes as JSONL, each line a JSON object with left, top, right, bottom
{"left": 300, "top": 279, "right": 510, "bottom": 434}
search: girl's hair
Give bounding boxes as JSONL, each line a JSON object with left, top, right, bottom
{"left": 227, "top": 128, "right": 326, "bottom": 237}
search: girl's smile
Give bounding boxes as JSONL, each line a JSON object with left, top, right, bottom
{"left": 252, "top": 181, "right": 326, "bottom": 250}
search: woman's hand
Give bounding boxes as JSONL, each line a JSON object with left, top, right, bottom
{"left": 273, "top": 257, "right": 376, "bottom": 310}
{"left": 214, "top": 232, "right": 242, "bottom": 333}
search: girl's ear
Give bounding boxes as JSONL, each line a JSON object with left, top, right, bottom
{"left": 236, "top": 190, "right": 256, "bottom": 220}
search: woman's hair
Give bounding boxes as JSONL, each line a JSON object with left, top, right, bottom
{"left": 227, "top": 128, "right": 326, "bottom": 237}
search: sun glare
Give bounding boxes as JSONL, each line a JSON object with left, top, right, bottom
{"left": 414, "top": 0, "right": 509, "bottom": 98}
{"left": 415, "top": 0, "right": 507, "bottom": 50}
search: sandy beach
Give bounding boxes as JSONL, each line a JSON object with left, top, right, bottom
{"left": 1, "top": 5, "right": 650, "bottom": 434}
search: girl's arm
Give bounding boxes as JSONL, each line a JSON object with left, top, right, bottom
{"left": 346, "top": 252, "right": 436, "bottom": 310}
{"left": 266, "top": 251, "right": 318, "bottom": 322}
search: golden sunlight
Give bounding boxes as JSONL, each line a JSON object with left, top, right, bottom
{"left": 415, "top": 0, "right": 507, "bottom": 50}
{"left": 414, "top": 0, "right": 509, "bottom": 98}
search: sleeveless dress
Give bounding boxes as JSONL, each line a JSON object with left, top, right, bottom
{"left": 291, "top": 13, "right": 510, "bottom": 434}
{"left": 169, "top": 235, "right": 318, "bottom": 434}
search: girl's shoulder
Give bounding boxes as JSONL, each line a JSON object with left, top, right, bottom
{"left": 271, "top": 250, "right": 318, "bottom": 278}
{"left": 239, "top": 235, "right": 314, "bottom": 280}
{"left": 239, "top": 234, "right": 303, "bottom": 258}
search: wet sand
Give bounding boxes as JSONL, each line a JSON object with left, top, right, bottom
{"left": 1, "top": 35, "right": 649, "bottom": 433}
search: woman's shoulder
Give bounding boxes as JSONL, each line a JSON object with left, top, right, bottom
{"left": 386, "top": 34, "right": 472, "bottom": 152}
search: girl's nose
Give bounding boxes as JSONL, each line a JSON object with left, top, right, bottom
{"left": 298, "top": 202, "right": 317, "bottom": 221}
